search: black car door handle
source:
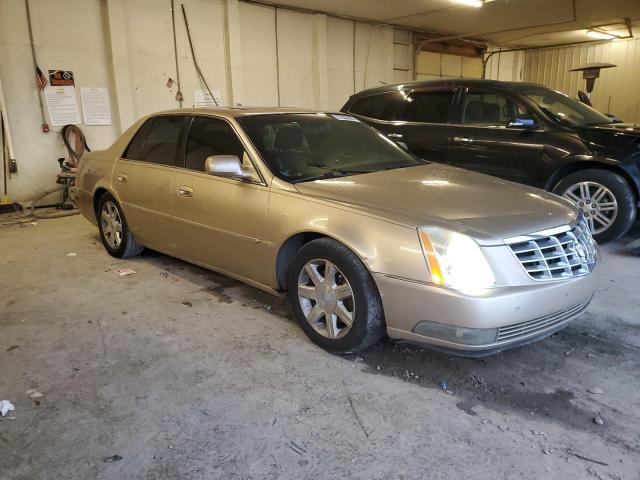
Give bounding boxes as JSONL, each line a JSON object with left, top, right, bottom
{"left": 387, "top": 133, "right": 403, "bottom": 139}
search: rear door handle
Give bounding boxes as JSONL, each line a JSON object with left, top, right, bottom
{"left": 453, "top": 136, "right": 473, "bottom": 143}
{"left": 178, "top": 185, "right": 194, "bottom": 198}
{"left": 117, "top": 174, "right": 128, "bottom": 182}
{"left": 387, "top": 133, "right": 403, "bottom": 139}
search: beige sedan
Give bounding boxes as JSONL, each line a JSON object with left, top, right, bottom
{"left": 73, "top": 108, "right": 598, "bottom": 356}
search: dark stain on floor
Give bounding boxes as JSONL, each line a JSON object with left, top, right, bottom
{"left": 203, "top": 286, "right": 234, "bottom": 304}
{"left": 351, "top": 328, "right": 640, "bottom": 453}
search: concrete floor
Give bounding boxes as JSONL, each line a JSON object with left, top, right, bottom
{"left": 1, "top": 214, "right": 639, "bottom": 480}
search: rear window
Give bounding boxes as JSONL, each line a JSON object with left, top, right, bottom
{"left": 140, "top": 116, "right": 189, "bottom": 166}
{"left": 399, "top": 91, "right": 455, "bottom": 123}
{"left": 123, "top": 115, "right": 189, "bottom": 166}
{"left": 122, "top": 119, "right": 152, "bottom": 160}
{"left": 348, "top": 92, "right": 401, "bottom": 120}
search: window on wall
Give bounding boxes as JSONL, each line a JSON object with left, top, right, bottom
{"left": 461, "top": 92, "right": 527, "bottom": 126}
{"left": 130, "top": 115, "right": 189, "bottom": 166}
{"left": 348, "top": 93, "right": 402, "bottom": 120}
{"left": 399, "top": 91, "right": 456, "bottom": 123}
{"left": 185, "top": 117, "right": 246, "bottom": 172}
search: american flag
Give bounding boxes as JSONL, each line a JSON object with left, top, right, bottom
{"left": 36, "top": 66, "right": 47, "bottom": 90}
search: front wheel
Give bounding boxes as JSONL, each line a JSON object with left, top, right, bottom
{"left": 553, "top": 169, "right": 636, "bottom": 243}
{"left": 287, "top": 238, "right": 385, "bottom": 353}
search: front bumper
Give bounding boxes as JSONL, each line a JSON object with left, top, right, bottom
{"left": 373, "top": 265, "right": 598, "bottom": 356}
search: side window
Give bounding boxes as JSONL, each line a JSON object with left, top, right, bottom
{"left": 122, "top": 119, "right": 153, "bottom": 160}
{"left": 185, "top": 117, "right": 245, "bottom": 172}
{"left": 139, "top": 115, "right": 189, "bottom": 166}
{"left": 461, "top": 92, "right": 526, "bottom": 126}
{"left": 348, "top": 93, "right": 401, "bottom": 121}
{"left": 399, "top": 91, "right": 455, "bottom": 123}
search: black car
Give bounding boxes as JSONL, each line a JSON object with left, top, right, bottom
{"left": 341, "top": 79, "right": 640, "bottom": 243}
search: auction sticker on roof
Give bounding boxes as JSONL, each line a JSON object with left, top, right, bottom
{"left": 331, "top": 114, "right": 360, "bottom": 122}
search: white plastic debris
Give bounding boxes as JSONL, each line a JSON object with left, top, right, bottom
{"left": 114, "top": 268, "right": 136, "bottom": 277}
{"left": 0, "top": 400, "right": 15, "bottom": 416}
{"left": 25, "top": 389, "right": 43, "bottom": 399}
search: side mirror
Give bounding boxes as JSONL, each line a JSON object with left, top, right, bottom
{"left": 508, "top": 115, "right": 538, "bottom": 129}
{"left": 204, "top": 155, "right": 255, "bottom": 181}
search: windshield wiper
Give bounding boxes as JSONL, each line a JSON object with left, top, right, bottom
{"left": 292, "top": 169, "right": 369, "bottom": 183}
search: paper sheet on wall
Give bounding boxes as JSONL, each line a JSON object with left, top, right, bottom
{"left": 44, "top": 86, "right": 81, "bottom": 126}
{"left": 80, "top": 87, "right": 112, "bottom": 125}
{"left": 193, "top": 88, "right": 222, "bottom": 108}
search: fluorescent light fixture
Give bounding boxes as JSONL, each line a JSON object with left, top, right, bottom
{"left": 451, "top": 0, "right": 483, "bottom": 7}
{"left": 586, "top": 30, "right": 616, "bottom": 40}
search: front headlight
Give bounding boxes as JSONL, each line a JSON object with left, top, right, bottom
{"left": 418, "top": 227, "right": 496, "bottom": 292}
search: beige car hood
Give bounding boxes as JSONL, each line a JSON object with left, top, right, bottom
{"left": 294, "top": 164, "right": 577, "bottom": 245}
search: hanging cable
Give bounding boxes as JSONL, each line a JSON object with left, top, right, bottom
{"left": 181, "top": 4, "right": 218, "bottom": 106}
{"left": 171, "top": 0, "right": 183, "bottom": 107}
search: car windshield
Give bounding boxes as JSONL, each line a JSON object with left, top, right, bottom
{"left": 520, "top": 87, "right": 614, "bottom": 127}
{"left": 237, "top": 113, "right": 425, "bottom": 183}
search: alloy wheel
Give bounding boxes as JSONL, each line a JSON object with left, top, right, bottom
{"left": 100, "top": 201, "right": 123, "bottom": 249}
{"left": 562, "top": 181, "right": 618, "bottom": 234}
{"left": 297, "top": 259, "right": 355, "bottom": 340}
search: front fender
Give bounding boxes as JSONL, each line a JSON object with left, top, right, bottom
{"left": 545, "top": 154, "right": 640, "bottom": 198}
{"left": 267, "top": 189, "right": 429, "bottom": 284}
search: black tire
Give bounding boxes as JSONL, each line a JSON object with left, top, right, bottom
{"left": 553, "top": 169, "right": 636, "bottom": 243}
{"left": 96, "top": 192, "right": 143, "bottom": 258}
{"left": 287, "top": 237, "right": 385, "bottom": 354}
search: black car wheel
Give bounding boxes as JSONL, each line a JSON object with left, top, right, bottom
{"left": 554, "top": 169, "right": 636, "bottom": 243}
{"left": 97, "top": 192, "right": 144, "bottom": 258}
{"left": 287, "top": 238, "right": 385, "bottom": 353}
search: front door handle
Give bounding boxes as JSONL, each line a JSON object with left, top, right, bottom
{"left": 387, "top": 133, "right": 403, "bottom": 139}
{"left": 453, "top": 136, "right": 473, "bottom": 143}
{"left": 178, "top": 185, "right": 194, "bottom": 198}
{"left": 117, "top": 174, "right": 128, "bottom": 183}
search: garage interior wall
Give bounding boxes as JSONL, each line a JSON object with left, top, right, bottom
{"left": 484, "top": 49, "right": 524, "bottom": 82}
{"left": 522, "top": 37, "right": 640, "bottom": 123}
{"left": 416, "top": 51, "right": 484, "bottom": 81}
{"left": 0, "top": 0, "right": 398, "bottom": 202}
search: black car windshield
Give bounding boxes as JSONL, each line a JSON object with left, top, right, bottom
{"left": 237, "top": 113, "right": 425, "bottom": 182}
{"left": 520, "top": 87, "right": 613, "bottom": 127}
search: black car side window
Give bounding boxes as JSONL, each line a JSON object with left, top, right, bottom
{"left": 349, "top": 93, "right": 401, "bottom": 121}
{"left": 122, "top": 118, "right": 153, "bottom": 160}
{"left": 185, "top": 117, "right": 245, "bottom": 172}
{"left": 133, "top": 115, "right": 189, "bottom": 166}
{"left": 399, "top": 91, "right": 455, "bottom": 123}
{"left": 461, "top": 92, "right": 526, "bottom": 126}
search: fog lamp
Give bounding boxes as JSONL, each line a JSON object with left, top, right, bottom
{"left": 413, "top": 321, "right": 498, "bottom": 346}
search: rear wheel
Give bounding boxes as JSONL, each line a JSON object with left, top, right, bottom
{"left": 287, "top": 238, "right": 385, "bottom": 353}
{"left": 97, "top": 193, "right": 143, "bottom": 258}
{"left": 553, "top": 169, "right": 636, "bottom": 243}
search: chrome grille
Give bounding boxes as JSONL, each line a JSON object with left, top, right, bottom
{"left": 506, "top": 219, "right": 597, "bottom": 281}
{"left": 497, "top": 300, "right": 589, "bottom": 342}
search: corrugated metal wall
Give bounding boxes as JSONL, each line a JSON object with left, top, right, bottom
{"left": 523, "top": 38, "right": 640, "bottom": 123}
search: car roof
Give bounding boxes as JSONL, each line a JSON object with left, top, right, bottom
{"left": 150, "top": 106, "right": 325, "bottom": 119}
{"left": 349, "top": 79, "right": 544, "bottom": 98}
